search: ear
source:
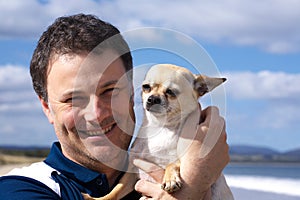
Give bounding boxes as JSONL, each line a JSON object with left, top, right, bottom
{"left": 194, "top": 74, "right": 226, "bottom": 97}
{"left": 39, "top": 97, "right": 54, "bottom": 124}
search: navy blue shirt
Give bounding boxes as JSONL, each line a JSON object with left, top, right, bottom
{"left": 0, "top": 142, "right": 141, "bottom": 199}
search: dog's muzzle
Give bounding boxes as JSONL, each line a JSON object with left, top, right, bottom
{"left": 146, "top": 95, "right": 167, "bottom": 113}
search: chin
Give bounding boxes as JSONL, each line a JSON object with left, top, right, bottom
{"left": 92, "top": 146, "right": 127, "bottom": 170}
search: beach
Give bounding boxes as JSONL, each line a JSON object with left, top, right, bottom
{"left": 0, "top": 153, "right": 44, "bottom": 176}
{"left": 0, "top": 163, "right": 31, "bottom": 176}
{"left": 224, "top": 163, "right": 300, "bottom": 200}
{"left": 231, "top": 187, "right": 300, "bottom": 200}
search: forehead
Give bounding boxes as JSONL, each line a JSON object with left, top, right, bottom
{"left": 144, "top": 65, "right": 195, "bottom": 87}
{"left": 47, "top": 50, "right": 127, "bottom": 97}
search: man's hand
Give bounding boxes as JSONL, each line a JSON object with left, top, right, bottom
{"left": 133, "top": 159, "right": 179, "bottom": 200}
{"left": 134, "top": 106, "right": 230, "bottom": 200}
{"left": 179, "top": 106, "right": 230, "bottom": 198}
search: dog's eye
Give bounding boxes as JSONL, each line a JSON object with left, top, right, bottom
{"left": 142, "top": 84, "right": 151, "bottom": 92}
{"left": 165, "top": 88, "right": 177, "bottom": 98}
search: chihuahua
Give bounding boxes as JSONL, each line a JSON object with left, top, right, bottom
{"left": 84, "top": 64, "right": 233, "bottom": 200}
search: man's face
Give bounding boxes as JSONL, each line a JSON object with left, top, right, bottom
{"left": 41, "top": 49, "right": 135, "bottom": 171}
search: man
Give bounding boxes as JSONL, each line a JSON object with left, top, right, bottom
{"left": 0, "top": 14, "right": 230, "bottom": 199}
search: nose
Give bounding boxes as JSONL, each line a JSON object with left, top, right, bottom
{"left": 147, "top": 95, "right": 162, "bottom": 106}
{"left": 84, "top": 96, "right": 110, "bottom": 122}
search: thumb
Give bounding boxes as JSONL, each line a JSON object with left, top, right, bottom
{"left": 177, "top": 104, "right": 201, "bottom": 158}
{"left": 133, "top": 159, "right": 164, "bottom": 183}
{"left": 135, "top": 179, "right": 161, "bottom": 198}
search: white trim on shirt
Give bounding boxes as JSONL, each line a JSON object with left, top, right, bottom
{"left": 6, "top": 161, "right": 61, "bottom": 196}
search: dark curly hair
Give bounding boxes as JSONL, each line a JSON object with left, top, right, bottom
{"left": 30, "top": 13, "right": 133, "bottom": 101}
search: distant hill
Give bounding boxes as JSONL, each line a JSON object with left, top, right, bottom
{"left": 283, "top": 148, "right": 300, "bottom": 156}
{"left": 0, "top": 145, "right": 50, "bottom": 158}
{"left": 230, "top": 145, "right": 279, "bottom": 155}
{"left": 230, "top": 145, "right": 300, "bottom": 163}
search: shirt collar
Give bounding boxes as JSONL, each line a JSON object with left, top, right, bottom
{"left": 44, "top": 142, "right": 110, "bottom": 196}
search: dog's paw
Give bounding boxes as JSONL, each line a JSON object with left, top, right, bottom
{"left": 82, "top": 193, "right": 95, "bottom": 200}
{"left": 82, "top": 193, "right": 113, "bottom": 200}
{"left": 161, "top": 173, "right": 182, "bottom": 193}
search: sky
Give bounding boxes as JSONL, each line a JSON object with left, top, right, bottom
{"left": 0, "top": 0, "right": 300, "bottom": 152}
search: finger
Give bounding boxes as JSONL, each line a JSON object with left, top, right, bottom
{"left": 198, "top": 106, "right": 224, "bottom": 141}
{"left": 198, "top": 118, "right": 225, "bottom": 158}
{"left": 133, "top": 159, "right": 164, "bottom": 183}
{"left": 177, "top": 105, "right": 201, "bottom": 158}
{"left": 180, "top": 106, "right": 222, "bottom": 145}
{"left": 200, "top": 106, "right": 220, "bottom": 125}
{"left": 216, "top": 130, "right": 230, "bottom": 164}
{"left": 135, "top": 179, "right": 162, "bottom": 198}
{"left": 179, "top": 105, "right": 200, "bottom": 140}
{"left": 190, "top": 106, "right": 225, "bottom": 159}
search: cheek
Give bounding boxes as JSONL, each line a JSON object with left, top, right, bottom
{"left": 60, "top": 108, "right": 79, "bottom": 131}
{"left": 112, "top": 91, "right": 131, "bottom": 113}
{"left": 111, "top": 92, "right": 135, "bottom": 135}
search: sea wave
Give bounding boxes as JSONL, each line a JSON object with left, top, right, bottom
{"left": 225, "top": 174, "right": 300, "bottom": 197}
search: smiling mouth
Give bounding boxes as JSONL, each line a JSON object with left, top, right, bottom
{"left": 79, "top": 124, "right": 115, "bottom": 136}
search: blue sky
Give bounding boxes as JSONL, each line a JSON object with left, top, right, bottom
{"left": 0, "top": 0, "right": 300, "bottom": 152}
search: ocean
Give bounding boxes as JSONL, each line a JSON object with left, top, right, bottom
{"left": 223, "top": 163, "right": 300, "bottom": 200}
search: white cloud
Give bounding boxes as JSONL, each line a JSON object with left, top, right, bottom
{"left": 0, "top": 65, "right": 40, "bottom": 111}
{"left": 0, "top": 64, "right": 54, "bottom": 146}
{"left": 224, "top": 70, "right": 300, "bottom": 151}
{"left": 224, "top": 70, "right": 300, "bottom": 100}
{"left": 0, "top": 0, "right": 300, "bottom": 53}
{"left": 257, "top": 102, "right": 300, "bottom": 129}
{"left": 224, "top": 70, "right": 300, "bottom": 128}
{"left": 0, "top": 101, "right": 40, "bottom": 112}
{"left": 0, "top": 65, "right": 31, "bottom": 89}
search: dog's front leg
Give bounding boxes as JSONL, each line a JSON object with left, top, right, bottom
{"left": 161, "top": 161, "right": 182, "bottom": 193}
{"left": 82, "top": 173, "right": 138, "bottom": 200}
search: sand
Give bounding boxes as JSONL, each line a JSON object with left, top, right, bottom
{"left": 0, "top": 163, "right": 32, "bottom": 176}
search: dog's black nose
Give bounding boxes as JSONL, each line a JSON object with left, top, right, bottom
{"left": 147, "top": 95, "right": 161, "bottom": 105}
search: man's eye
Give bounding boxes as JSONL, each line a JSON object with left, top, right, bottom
{"left": 65, "top": 96, "right": 85, "bottom": 104}
{"left": 103, "top": 88, "right": 120, "bottom": 96}
{"left": 142, "top": 84, "right": 151, "bottom": 92}
{"left": 65, "top": 97, "right": 73, "bottom": 103}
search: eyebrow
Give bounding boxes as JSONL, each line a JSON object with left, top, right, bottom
{"left": 61, "top": 90, "right": 84, "bottom": 99}
{"left": 99, "top": 80, "right": 119, "bottom": 88}
{"left": 61, "top": 79, "right": 127, "bottom": 98}
{"left": 61, "top": 80, "right": 120, "bottom": 97}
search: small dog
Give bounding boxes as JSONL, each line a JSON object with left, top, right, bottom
{"left": 85, "top": 64, "right": 233, "bottom": 200}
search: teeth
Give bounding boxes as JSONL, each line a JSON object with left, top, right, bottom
{"left": 81, "top": 125, "right": 113, "bottom": 136}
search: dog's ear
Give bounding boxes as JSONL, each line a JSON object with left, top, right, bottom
{"left": 194, "top": 74, "right": 226, "bottom": 97}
